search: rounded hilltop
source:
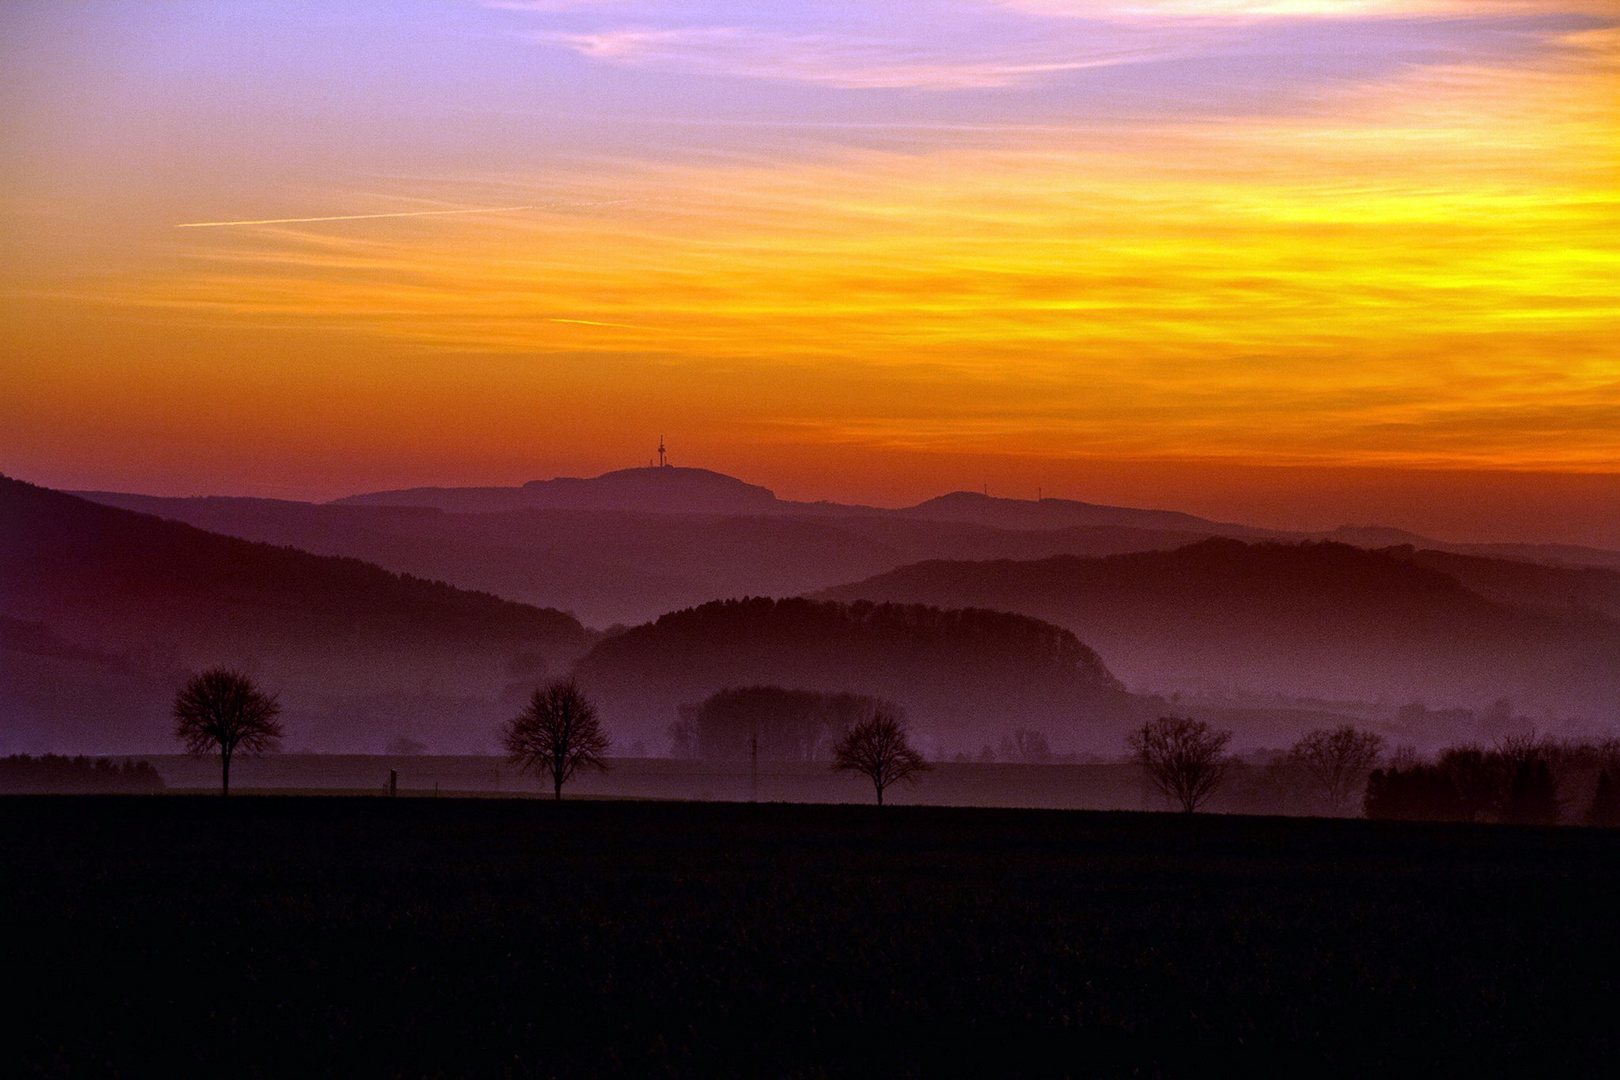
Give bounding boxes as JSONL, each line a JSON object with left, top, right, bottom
{"left": 519, "top": 466, "right": 779, "bottom": 514}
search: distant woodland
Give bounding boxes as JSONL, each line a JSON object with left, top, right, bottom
{"left": 575, "top": 597, "right": 1137, "bottom": 755}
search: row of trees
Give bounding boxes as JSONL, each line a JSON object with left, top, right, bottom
{"left": 170, "top": 668, "right": 930, "bottom": 804}
{"left": 167, "top": 669, "right": 1616, "bottom": 822}
{"left": 0, "top": 754, "right": 166, "bottom": 794}
{"left": 503, "top": 678, "right": 929, "bottom": 804}
{"left": 1130, "top": 715, "right": 1620, "bottom": 825}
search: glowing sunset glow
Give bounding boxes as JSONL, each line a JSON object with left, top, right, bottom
{"left": 2, "top": 1, "right": 1616, "bottom": 541}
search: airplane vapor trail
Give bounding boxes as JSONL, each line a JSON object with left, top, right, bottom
{"left": 547, "top": 317, "right": 664, "bottom": 331}
{"left": 175, "top": 205, "right": 538, "bottom": 228}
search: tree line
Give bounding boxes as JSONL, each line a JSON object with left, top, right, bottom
{"left": 164, "top": 667, "right": 1619, "bottom": 823}
{"left": 168, "top": 668, "right": 930, "bottom": 804}
{"left": 0, "top": 754, "right": 165, "bottom": 794}
{"left": 1130, "top": 714, "right": 1620, "bottom": 825}
{"left": 1364, "top": 734, "right": 1620, "bottom": 826}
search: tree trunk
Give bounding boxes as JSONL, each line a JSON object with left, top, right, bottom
{"left": 221, "top": 750, "right": 232, "bottom": 797}
{"left": 875, "top": 780, "right": 884, "bottom": 806}
{"left": 554, "top": 774, "right": 563, "bottom": 800}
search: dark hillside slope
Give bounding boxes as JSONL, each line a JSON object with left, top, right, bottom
{"left": 0, "top": 476, "right": 589, "bottom": 753}
{"left": 822, "top": 539, "right": 1620, "bottom": 723}
{"left": 1388, "top": 546, "right": 1620, "bottom": 623}
{"left": 572, "top": 597, "right": 1137, "bottom": 755}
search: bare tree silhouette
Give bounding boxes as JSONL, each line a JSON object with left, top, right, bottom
{"left": 1291, "top": 726, "right": 1385, "bottom": 814}
{"left": 502, "top": 678, "right": 610, "bottom": 800}
{"left": 1129, "top": 716, "right": 1233, "bottom": 813}
{"left": 832, "top": 711, "right": 929, "bottom": 806}
{"left": 172, "top": 668, "right": 283, "bottom": 796}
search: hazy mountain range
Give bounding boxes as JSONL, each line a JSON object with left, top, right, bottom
{"left": 821, "top": 538, "right": 1620, "bottom": 722}
{"left": 77, "top": 465, "right": 1620, "bottom": 629}
{"left": 8, "top": 465, "right": 1620, "bottom": 754}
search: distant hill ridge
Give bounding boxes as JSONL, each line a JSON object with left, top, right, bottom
{"left": 334, "top": 466, "right": 780, "bottom": 515}
{"left": 1, "top": 474, "right": 591, "bottom": 753}
{"left": 820, "top": 537, "right": 1620, "bottom": 721}
{"left": 71, "top": 465, "right": 1620, "bottom": 629}
{"left": 320, "top": 466, "right": 1620, "bottom": 566}
{"left": 329, "top": 464, "right": 1263, "bottom": 534}
{"left": 571, "top": 596, "right": 1140, "bottom": 755}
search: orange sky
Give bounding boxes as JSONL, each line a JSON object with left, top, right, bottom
{"left": 2, "top": 2, "right": 1616, "bottom": 543}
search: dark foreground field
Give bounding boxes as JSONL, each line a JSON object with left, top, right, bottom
{"left": 4, "top": 798, "right": 1617, "bottom": 1077}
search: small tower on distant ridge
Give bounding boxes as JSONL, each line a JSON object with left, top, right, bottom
{"left": 657, "top": 436, "right": 668, "bottom": 468}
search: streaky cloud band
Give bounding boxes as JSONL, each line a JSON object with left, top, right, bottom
{"left": 176, "top": 206, "right": 539, "bottom": 228}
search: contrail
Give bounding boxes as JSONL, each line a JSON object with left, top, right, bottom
{"left": 547, "top": 317, "right": 663, "bottom": 331}
{"left": 175, "top": 205, "right": 538, "bottom": 228}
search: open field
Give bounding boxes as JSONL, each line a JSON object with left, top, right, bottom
{"left": 143, "top": 754, "right": 1152, "bottom": 810}
{"left": 4, "top": 797, "right": 1618, "bottom": 1076}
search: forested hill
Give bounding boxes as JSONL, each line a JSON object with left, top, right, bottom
{"left": 1, "top": 474, "right": 586, "bottom": 652}
{"left": 572, "top": 597, "right": 1139, "bottom": 756}
{"left": 821, "top": 538, "right": 1620, "bottom": 723}
{"left": 1, "top": 475, "right": 590, "bottom": 753}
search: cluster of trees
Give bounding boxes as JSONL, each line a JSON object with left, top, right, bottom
{"left": 503, "top": 679, "right": 928, "bottom": 805}
{"left": 948, "top": 729, "right": 1059, "bottom": 764}
{"left": 0, "top": 754, "right": 165, "bottom": 794}
{"left": 668, "top": 686, "right": 889, "bottom": 762}
{"left": 1365, "top": 734, "right": 1620, "bottom": 826}
{"left": 1129, "top": 718, "right": 1386, "bottom": 815}
{"left": 1126, "top": 714, "right": 1620, "bottom": 826}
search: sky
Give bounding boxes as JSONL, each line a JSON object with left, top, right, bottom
{"left": 2, "top": 1, "right": 1617, "bottom": 544}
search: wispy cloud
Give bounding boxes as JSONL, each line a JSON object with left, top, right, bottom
{"left": 176, "top": 206, "right": 539, "bottom": 228}
{"left": 12, "top": 0, "right": 1617, "bottom": 484}
{"left": 532, "top": 20, "right": 1207, "bottom": 89}
{"left": 1005, "top": 1, "right": 1618, "bottom": 17}
{"left": 503, "top": 0, "right": 1615, "bottom": 92}
{"left": 115, "top": 17, "right": 1619, "bottom": 470}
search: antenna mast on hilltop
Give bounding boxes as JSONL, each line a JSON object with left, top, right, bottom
{"left": 657, "top": 435, "right": 667, "bottom": 468}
